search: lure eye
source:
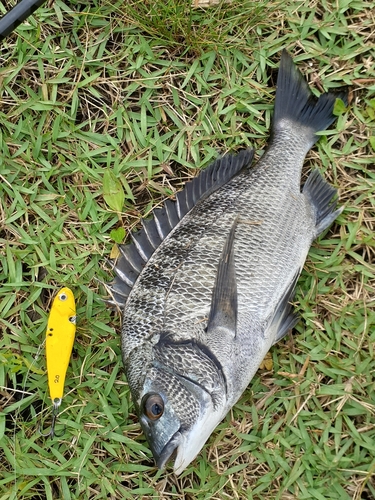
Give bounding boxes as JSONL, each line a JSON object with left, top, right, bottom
{"left": 142, "top": 393, "right": 164, "bottom": 421}
{"left": 59, "top": 293, "right": 67, "bottom": 301}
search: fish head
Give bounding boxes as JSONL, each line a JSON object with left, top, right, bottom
{"left": 131, "top": 337, "right": 227, "bottom": 474}
{"left": 138, "top": 367, "right": 225, "bottom": 474}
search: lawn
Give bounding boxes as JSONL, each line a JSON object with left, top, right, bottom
{"left": 0, "top": 0, "right": 374, "bottom": 499}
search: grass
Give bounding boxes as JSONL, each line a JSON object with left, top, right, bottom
{"left": 0, "top": 0, "right": 374, "bottom": 498}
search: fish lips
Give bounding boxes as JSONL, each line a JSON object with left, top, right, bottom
{"left": 155, "top": 430, "right": 182, "bottom": 470}
{"left": 151, "top": 403, "right": 225, "bottom": 474}
{"left": 140, "top": 407, "right": 191, "bottom": 472}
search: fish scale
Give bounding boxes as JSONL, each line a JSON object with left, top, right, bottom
{"left": 159, "top": 163, "right": 304, "bottom": 334}
{"left": 122, "top": 165, "right": 252, "bottom": 354}
{"left": 108, "top": 50, "right": 348, "bottom": 474}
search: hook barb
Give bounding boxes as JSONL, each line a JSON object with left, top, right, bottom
{"left": 38, "top": 399, "right": 65, "bottom": 438}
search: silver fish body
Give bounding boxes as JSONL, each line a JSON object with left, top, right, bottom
{"left": 108, "top": 50, "right": 347, "bottom": 473}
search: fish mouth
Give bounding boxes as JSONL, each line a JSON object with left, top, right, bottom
{"left": 156, "top": 430, "right": 182, "bottom": 470}
{"left": 154, "top": 401, "right": 225, "bottom": 474}
{"left": 146, "top": 361, "right": 227, "bottom": 473}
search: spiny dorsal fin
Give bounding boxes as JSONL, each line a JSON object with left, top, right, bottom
{"left": 206, "top": 216, "right": 239, "bottom": 339}
{"left": 107, "top": 149, "right": 254, "bottom": 307}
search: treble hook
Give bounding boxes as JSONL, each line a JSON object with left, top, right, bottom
{"left": 39, "top": 398, "right": 65, "bottom": 438}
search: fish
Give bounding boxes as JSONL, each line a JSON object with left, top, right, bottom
{"left": 107, "top": 50, "right": 347, "bottom": 474}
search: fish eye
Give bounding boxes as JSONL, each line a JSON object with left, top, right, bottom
{"left": 142, "top": 393, "right": 164, "bottom": 421}
{"left": 59, "top": 293, "right": 67, "bottom": 301}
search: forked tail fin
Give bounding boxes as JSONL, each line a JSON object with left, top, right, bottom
{"left": 273, "top": 50, "right": 347, "bottom": 145}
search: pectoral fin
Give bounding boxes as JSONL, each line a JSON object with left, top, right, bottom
{"left": 207, "top": 217, "right": 238, "bottom": 338}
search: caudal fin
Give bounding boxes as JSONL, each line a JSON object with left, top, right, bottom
{"left": 273, "top": 50, "right": 347, "bottom": 145}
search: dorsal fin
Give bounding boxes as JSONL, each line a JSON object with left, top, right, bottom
{"left": 106, "top": 149, "right": 254, "bottom": 307}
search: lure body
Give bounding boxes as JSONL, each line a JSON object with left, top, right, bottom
{"left": 46, "top": 287, "right": 76, "bottom": 405}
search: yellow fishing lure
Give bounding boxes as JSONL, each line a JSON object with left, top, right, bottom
{"left": 45, "top": 287, "right": 76, "bottom": 408}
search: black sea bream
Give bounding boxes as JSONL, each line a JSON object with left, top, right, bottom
{"left": 107, "top": 50, "right": 347, "bottom": 473}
